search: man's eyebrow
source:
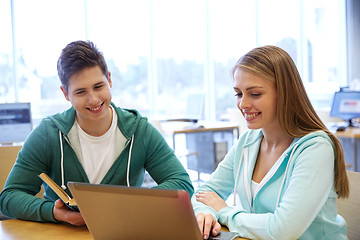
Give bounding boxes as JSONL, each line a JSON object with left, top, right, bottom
{"left": 73, "top": 81, "right": 105, "bottom": 92}
{"left": 94, "top": 81, "right": 105, "bottom": 86}
{"left": 73, "top": 87, "right": 86, "bottom": 92}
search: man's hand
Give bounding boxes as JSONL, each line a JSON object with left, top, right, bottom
{"left": 196, "top": 212, "right": 221, "bottom": 239}
{"left": 196, "top": 191, "right": 227, "bottom": 212}
{"left": 53, "top": 199, "right": 85, "bottom": 226}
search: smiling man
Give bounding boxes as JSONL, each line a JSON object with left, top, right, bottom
{"left": 0, "top": 40, "right": 193, "bottom": 226}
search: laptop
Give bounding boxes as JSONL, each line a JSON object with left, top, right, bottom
{"left": 68, "top": 182, "right": 238, "bottom": 240}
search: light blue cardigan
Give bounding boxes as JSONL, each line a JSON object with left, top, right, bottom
{"left": 192, "top": 129, "right": 347, "bottom": 240}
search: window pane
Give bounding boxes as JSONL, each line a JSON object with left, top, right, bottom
{"left": 13, "top": 0, "right": 86, "bottom": 125}
{"left": 151, "top": 0, "right": 206, "bottom": 117}
{"left": 209, "top": 0, "right": 257, "bottom": 120}
{"left": 86, "top": 0, "right": 150, "bottom": 115}
{"left": 303, "top": 0, "right": 346, "bottom": 109}
{"left": 257, "top": 0, "right": 300, "bottom": 62}
{"left": 0, "top": 0, "right": 14, "bottom": 102}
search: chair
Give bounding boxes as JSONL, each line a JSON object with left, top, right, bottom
{"left": 0, "top": 145, "right": 44, "bottom": 220}
{"left": 336, "top": 171, "right": 360, "bottom": 240}
{"left": 0, "top": 145, "right": 21, "bottom": 220}
{"left": 0, "top": 145, "right": 22, "bottom": 192}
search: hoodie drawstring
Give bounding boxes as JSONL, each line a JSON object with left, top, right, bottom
{"left": 59, "top": 130, "right": 66, "bottom": 190}
{"left": 233, "top": 148, "right": 245, "bottom": 206}
{"left": 126, "top": 135, "right": 134, "bottom": 187}
{"left": 275, "top": 143, "right": 298, "bottom": 207}
{"left": 58, "top": 131, "right": 134, "bottom": 189}
{"left": 233, "top": 143, "right": 298, "bottom": 209}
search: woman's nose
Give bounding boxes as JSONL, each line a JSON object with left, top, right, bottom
{"left": 238, "top": 96, "right": 249, "bottom": 110}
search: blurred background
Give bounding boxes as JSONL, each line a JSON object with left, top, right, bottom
{"left": 1, "top": 0, "right": 358, "bottom": 127}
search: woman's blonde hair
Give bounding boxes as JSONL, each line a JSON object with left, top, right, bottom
{"left": 232, "top": 45, "right": 349, "bottom": 198}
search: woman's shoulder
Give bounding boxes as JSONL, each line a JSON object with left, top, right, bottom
{"left": 295, "top": 130, "right": 332, "bottom": 147}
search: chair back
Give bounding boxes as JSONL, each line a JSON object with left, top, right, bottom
{"left": 0, "top": 145, "right": 22, "bottom": 192}
{"left": 0, "top": 145, "right": 22, "bottom": 220}
{"left": 337, "top": 171, "right": 360, "bottom": 240}
{"left": 0, "top": 145, "right": 44, "bottom": 220}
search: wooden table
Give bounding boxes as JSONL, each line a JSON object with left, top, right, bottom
{"left": 0, "top": 219, "right": 246, "bottom": 240}
{"left": 0, "top": 219, "right": 91, "bottom": 240}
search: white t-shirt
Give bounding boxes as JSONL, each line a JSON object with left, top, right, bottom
{"left": 251, "top": 180, "right": 260, "bottom": 201}
{"left": 76, "top": 106, "right": 117, "bottom": 184}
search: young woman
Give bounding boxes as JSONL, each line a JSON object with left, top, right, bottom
{"left": 192, "top": 45, "right": 349, "bottom": 240}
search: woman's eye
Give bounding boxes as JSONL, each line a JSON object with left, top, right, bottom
{"left": 235, "top": 93, "right": 242, "bottom": 97}
{"left": 252, "top": 93, "right": 261, "bottom": 97}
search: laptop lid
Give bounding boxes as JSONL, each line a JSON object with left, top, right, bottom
{"left": 68, "top": 182, "right": 203, "bottom": 240}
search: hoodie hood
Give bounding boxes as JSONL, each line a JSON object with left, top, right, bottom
{"left": 47, "top": 102, "right": 143, "bottom": 189}
{"left": 239, "top": 128, "right": 333, "bottom": 155}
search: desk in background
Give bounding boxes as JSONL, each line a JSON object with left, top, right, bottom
{"left": 333, "top": 127, "right": 360, "bottom": 172}
{"left": 0, "top": 219, "right": 246, "bottom": 240}
{"left": 172, "top": 122, "right": 239, "bottom": 175}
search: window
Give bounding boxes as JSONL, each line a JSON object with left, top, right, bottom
{"left": 0, "top": 0, "right": 347, "bottom": 126}
{"left": 151, "top": 0, "right": 206, "bottom": 117}
{"left": 256, "top": 0, "right": 347, "bottom": 110}
{"left": 208, "top": 0, "right": 257, "bottom": 119}
{"left": 10, "top": 0, "right": 86, "bottom": 125}
{"left": 302, "top": 0, "right": 347, "bottom": 109}
{"left": 86, "top": 0, "right": 151, "bottom": 115}
{"left": 0, "top": 0, "right": 13, "bottom": 102}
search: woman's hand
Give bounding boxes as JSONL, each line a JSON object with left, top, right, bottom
{"left": 53, "top": 199, "right": 85, "bottom": 226}
{"left": 196, "top": 191, "right": 227, "bottom": 212}
{"left": 196, "top": 212, "right": 221, "bottom": 239}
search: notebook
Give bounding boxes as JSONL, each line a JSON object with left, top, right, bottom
{"left": 67, "top": 182, "right": 238, "bottom": 240}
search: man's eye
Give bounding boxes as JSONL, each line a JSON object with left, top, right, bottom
{"left": 75, "top": 91, "right": 85, "bottom": 95}
{"left": 95, "top": 84, "right": 104, "bottom": 89}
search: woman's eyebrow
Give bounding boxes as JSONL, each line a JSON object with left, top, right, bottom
{"left": 233, "top": 86, "right": 264, "bottom": 91}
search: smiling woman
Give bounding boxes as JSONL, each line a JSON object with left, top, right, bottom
{"left": 192, "top": 45, "right": 349, "bottom": 240}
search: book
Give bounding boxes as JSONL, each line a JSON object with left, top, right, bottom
{"left": 38, "top": 173, "right": 79, "bottom": 211}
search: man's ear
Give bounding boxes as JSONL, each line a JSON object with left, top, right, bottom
{"left": 108, "top": 72, "right": 112, "bottom": 88}
{"left": 60, "top": 86, "right": 70, "bottom": 101}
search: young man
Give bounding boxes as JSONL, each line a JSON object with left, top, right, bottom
{"left": 0, "top": 40, "right": 193, "bottom": 226}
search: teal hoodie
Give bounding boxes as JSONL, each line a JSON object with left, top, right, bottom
{"left": 0, "top": 102, "right": 193, "bottom": 222}
{"left": 192, "top": 129, "right": 347, "bottom": 240}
